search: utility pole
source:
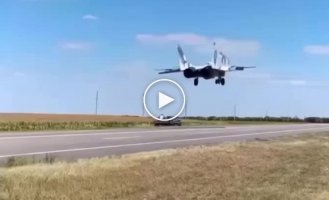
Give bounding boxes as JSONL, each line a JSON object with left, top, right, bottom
{"left": 234, "top": 104, "right": 237, "bottom": 121}
{"left": 95, "top": 90, "right": 99, "bottom": 115}
{"left": 185, "top": 102, "right": 187, "bottom": 119}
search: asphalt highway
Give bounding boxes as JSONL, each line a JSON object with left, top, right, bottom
{"left": 0, "top": 124, "right": 328, "bottom": 164}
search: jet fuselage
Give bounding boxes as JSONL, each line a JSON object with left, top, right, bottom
{"left": 183, "top": 66, "right": 225, "bottom": 80}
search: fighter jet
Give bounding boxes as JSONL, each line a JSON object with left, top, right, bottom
{"left": 158, "top": 43, "right": 256, "bottom": 86}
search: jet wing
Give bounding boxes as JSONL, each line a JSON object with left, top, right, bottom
{"left": 157, "top": 68, "right": 181, "bottom": 74}
{"left": 229, "top": 66, "right": 256, "bottom": 71}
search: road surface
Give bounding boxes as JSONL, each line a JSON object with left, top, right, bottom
{"left": 0, "top": 124, "right": 328, "bottom": 164}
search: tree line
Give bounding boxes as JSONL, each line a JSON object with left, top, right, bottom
{"left": 182, "top": 116, "right": 329, "bottom": 123}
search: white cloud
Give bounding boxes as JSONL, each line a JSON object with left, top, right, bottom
{"left": 136, "top": 33, "right": 208, "bottom": 45}
{"left": 290, "top": 80, "right": 307, "bottom": 86}
{"left": 230, "top": 72, "right": 311, "bottom": 87}
{"left": 228, "top": 72, "right": 308, "bottom": 87}
{"left": 136, "top": 33, "right": 261, "bottom": 57}
{"left": 82, "top": 14, "right": 99, "bottom": 20}
{"left": 268, "top": 78, "right": 329, "bottom": 88}
{"left": 304, "top": 45, "right": 329, "bottom": 55}
{"left": 230, "top": 72, "right": 272, "bottom": 80}
{"left": 60, "top": 41, "right": 93, "bottom": 50}
{"left": 13, "top": 72, "right": 26, "bottom": 78}
{"left": 197, "top": 38, "right": 260, "bottom": 57}
{"left": 269, "top": 79, "right": 308, "bottom": 87}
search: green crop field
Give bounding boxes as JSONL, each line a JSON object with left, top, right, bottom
{"left": 0, "top": 113, "right": 303, "bottom": 132}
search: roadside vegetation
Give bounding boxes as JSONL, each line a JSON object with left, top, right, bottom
{"left": 1, "top": 133, "right": 329, "bottom": 200}
{"left": 0, "top": 119, "right": 298, "bottom": 132}
{"left": 182, "top": 119, "right": 301, "bottom": 126}
{"left": 0, "top": 121, "right": 152, "bottom": 131}
{"left": 0, "top": 113, "right": 308, "bottom": 132}
{"left": 184, "top": 116, "right": 305, "bottom": 122}
{"left": 186, "top": 116, "right": 329, "bottom": 124}
{"left": 0, "top": 113, "right": 153, "bottom": 131}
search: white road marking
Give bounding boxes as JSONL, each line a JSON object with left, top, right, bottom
{"left": 103, "top": 136, "right": 140, "bottom": 140}
{"left": 0, "top": 124, "right": 324, "bottom": 140}
{"left": 0, "top": 128, "right": 214, "bottom": 140}
{"left": 0, "top": 126, "right": 328, "bottom": 158}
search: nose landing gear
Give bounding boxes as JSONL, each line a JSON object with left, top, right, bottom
{"left": 194, "top": 78, "right": 199, "bottom": 86}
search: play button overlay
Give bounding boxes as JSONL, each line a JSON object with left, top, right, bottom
{"left": 158, "top": 92, "right": 174, "bottom": 109}
{"left": 143, "top": 79, "right": 186, "bottom": 121}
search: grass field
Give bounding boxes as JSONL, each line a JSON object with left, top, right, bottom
{"left": 0, "top": 113, "right": 153, "bottom": 131}
{"left": 0, "top": 113, "right": 298, "bottom": 132}
{"left": 0, "top": 113, "right": 152, "bottom": 123}
{"left": 0, "top": 133, "right": 328, "bottom": 200}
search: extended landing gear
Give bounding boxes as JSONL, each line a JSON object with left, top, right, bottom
{"left": 220, "top": 78, "right": 225, "bottom": 85}
{"left": 194, "top": 78, "right": 199, "bottom": 86}
{"left": 215, "top": 78, "right": 225, "bottom": 86}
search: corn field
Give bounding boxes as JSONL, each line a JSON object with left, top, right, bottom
{"left": 0, "top": 121, "right": 152, "bottom": 131}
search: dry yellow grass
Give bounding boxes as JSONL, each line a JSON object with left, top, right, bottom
{"left": 1, "top": 133, "right": 329, "bottom": 200}
{"left": 0, "top": 113, "right": 152, "bottom": 123}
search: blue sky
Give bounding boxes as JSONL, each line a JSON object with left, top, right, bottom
{"left": 0, "top": 0, "right": 329, "bottom": 117}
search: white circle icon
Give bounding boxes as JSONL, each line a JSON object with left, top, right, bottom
{"left": 143, "top": 79, "right": 186, "bottom": 121}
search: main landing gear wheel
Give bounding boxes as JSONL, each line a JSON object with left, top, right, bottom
{"left": 215, "top": 78, "right": 225, "bottom": 85}
{"left": 220, "top": 78, "right": 225, "bottom": 85}
{"left": 194, "top": 78, "right": 199, "bottom": 86}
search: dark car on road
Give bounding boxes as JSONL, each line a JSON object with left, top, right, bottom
{"left": 153, "top": 115, "right": 182, "bottom": 126}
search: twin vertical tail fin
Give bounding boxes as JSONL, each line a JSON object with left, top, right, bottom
{"left": 220, "top": 52, "right": 230, "bottom": 65}
{"left": 177, "top": 44, "right": 189, "bottom": 71}
{"left": 214, "top": 42, "right": 232, "bottom": 70}
{"left": 213, "top": 42, "right": 218, "bottom": 68}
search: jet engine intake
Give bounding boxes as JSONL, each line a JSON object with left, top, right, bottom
{"left": 183, "top": 67, "right": 197, "bottom": 78}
